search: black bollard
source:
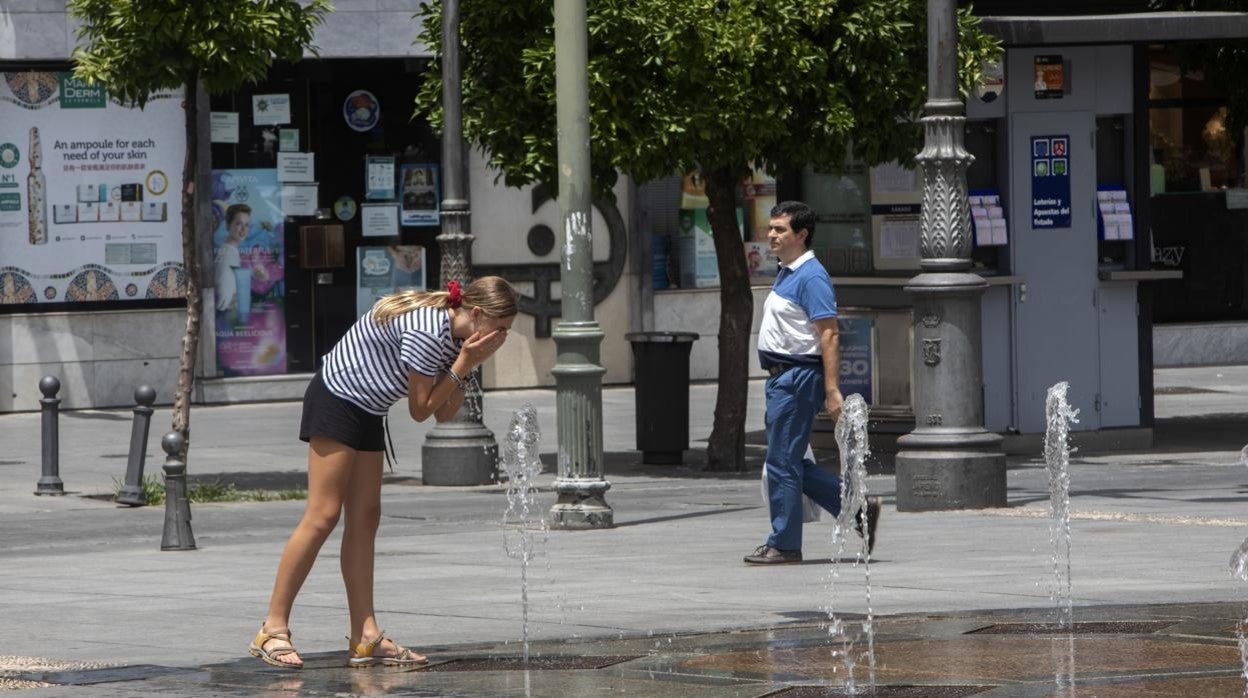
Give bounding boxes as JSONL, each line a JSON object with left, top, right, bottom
{"left": 116, "top": 386, "right": 157, "bottom": 507}
{"left": 160, "top": 431, "right": 196, "bottom": 551}
{"left": 34, "top": 376, "right": 64, "bottom": 496}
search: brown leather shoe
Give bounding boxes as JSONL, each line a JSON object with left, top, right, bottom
{"left": 743, "top": 544, "right": 802, "bottom": 565}
{"left": 854, "top": 497, "right": 881, "bottom": 556}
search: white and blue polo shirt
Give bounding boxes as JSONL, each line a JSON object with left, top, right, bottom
{"left": 757, "top": 249, "right": 837, "bottom": 370}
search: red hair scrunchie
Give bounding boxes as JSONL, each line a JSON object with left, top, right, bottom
{"left": 447, "top": 280, "right": 463, "bottom": 309}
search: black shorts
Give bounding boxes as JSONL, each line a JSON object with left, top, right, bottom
{"left": 298, "top": 372, "right": 386, "bottom": 452}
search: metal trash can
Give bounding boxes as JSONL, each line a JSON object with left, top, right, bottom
{"left": 625, "top": 331, "right": 699, "bottom": 464}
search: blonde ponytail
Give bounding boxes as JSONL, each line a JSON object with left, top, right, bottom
{"left": 371, "top": 276, "right": 519, "bottom": 325}
{"left": 372, "top": 289, "right": 452, "bottom": 324}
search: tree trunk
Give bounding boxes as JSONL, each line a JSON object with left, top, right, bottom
{"left": 170, "top": 74, "right": 202, "bottom": 458}
{"left": 703, "top": 166, "right": 752, "bottom": 472}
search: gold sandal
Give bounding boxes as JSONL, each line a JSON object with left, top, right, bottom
{"left": 249, "top": 625, "right": 303, "bottom": 669}
{"left": 347, "top": 630, "right": 428, "bottom": 668}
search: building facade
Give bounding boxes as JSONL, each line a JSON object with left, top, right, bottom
{"left": 0, "top": 1, "right": 639, "bottom": 411}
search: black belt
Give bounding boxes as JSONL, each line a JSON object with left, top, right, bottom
{"left": 767, "top": 364, "right": 794, "bottom": 377}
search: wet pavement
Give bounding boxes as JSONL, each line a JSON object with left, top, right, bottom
{"left": 13, "top": 602, "right": 1248, "bottom": 696}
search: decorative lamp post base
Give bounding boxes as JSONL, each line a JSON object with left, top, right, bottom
{"left": 895, "top": 273, "right": 1007, "bottom": 511}
{"left": 550, "top": 483, "right": 613, "bottom": 529}
{"left": 421, "top": 422, "right": 499, "bottom": 486}
{"left": 35, "top": 477, "right": 65, "bottom": 496}
{"left": 895, "top": 434, "right": 1006, "bottom": 511}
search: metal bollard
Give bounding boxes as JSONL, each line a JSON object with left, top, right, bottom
{"left": 159, "top": 431, "right": 196, "bottom": 551}
{"left": 34, "top": 376, "right": 64, "bottom": 496}
{"left": 116, "top": 386, "right": 157, "bottom": 507}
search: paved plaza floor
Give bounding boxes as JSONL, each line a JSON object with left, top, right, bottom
{"left": 1, "top": 368, "right": 1247, "bottom": 695}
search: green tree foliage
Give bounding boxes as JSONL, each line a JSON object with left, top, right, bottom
{"left": 69, "top": 0, "right": 330, "bottom": 454}
{"left": 70, "top": 0, "right": 329, "bottom": 105}
{"left": 415, "top": 0, "right": 997, "bottom": 469}
{"left": 416, "top": 0, "right": 996, "bottom": 191}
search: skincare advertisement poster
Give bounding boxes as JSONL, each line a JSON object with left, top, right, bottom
{"left": 0, "top": 71, "right": 186, "bottom": 305}
{"left": 357, "top": 245, "right": 426, "bottom": 317}
{"left": 211, "top": 168, "right": 287, "bottom": 377}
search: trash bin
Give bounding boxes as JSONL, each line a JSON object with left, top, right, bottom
{"left": 626, "top": 331, "right": 699, "bottom": 464}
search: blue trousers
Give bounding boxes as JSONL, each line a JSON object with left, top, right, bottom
{"left": 764, "top": 364, "right": 843, "bottom": 551}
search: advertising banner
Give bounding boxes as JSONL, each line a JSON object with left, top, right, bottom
{"left": 0, "top": 71, "right": 185, "bottom": 305}
{"left": 837, "top": 316, "right": 873, "bottom": 404}
{"left": 357, "top": 245, "right": 426, "bottom": 317}
{"left": 1031, "top": 135, "right": 1071, "bottom": 229}
{"left": 399, "top": 163, "right": 439, "bottom": 226}
{"left": 211, "top": 169, "right": 286, "bottom": 377}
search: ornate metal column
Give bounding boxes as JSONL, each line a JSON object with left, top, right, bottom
{"left": 548, "top": 0, "right": 612, "bottom": 529}
{"left": 421, "top": 0, "right": 500, "bottom": 486}
{"left": 894, "top": 0, "right": 1006, "bottom": 511}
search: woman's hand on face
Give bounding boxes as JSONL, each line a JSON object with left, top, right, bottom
{"left": 460, "top": 328, "right": 508, "bottom": 367}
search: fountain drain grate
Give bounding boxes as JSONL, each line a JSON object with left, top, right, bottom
{"left": 416, "top": 655, "right": 644, "bottom": 672}
{"left": 966, "top": 620, "right": 1177, "bottom": 635}
{"left": 768, "top": 686, "right": 995, "bottom": 697}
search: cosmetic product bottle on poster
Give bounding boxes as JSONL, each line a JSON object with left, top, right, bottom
{"left": 27, "top": 126, "right": 47, "bottom": 245}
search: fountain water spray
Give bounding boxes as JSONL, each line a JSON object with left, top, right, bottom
{"left": 501, "top": 405, "right": 547, "bottom": 663}
{"left": 1227, "top": 445, "right": 1248, "bottom": 691}
{"left": 1044, "top": 381, "right": 1079, "bottom": 694}
{"left": 825, "top": 393, "right": 875, "bottom": 694}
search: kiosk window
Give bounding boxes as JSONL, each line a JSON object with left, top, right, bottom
{"left": 1149, "top": 105, "right": 1238, "bottom": 192}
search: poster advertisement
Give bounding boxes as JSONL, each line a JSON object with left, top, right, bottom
{"left": 1031, "top": 135, "right": 1071, "bottom": 228}
{"left": 1033, "top": 55, "right": 1064, "bottom": 100}
{"left": 837, "top": 316, "right": 873, "bottom": 404}
{"left": 399, "top": 163, "right": 439, "bottom": 226}
{"left": 0, "top": 71, "right": 186, "bottom": 305}
{"left": 356, "top": 245, "right": 425, "bottom": 317}
{"left": 365, "top": 155, "right": 395, "bottom": 200}
{"left": 211, "top": 169, "right": 286, "bottom": 377}
{"left": 740, "top": 167, "right": 776, "bottom": 242}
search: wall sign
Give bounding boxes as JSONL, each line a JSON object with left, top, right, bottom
{"left": 1031, "top": 135, "right": 1071, "bottom": 229}
{"left": 975, "top": 61, "right": 1004, "bottom": 103}
{"left": 360, "top": 202, "right": 399, "bottom": 237}
{"left": 276, "top": 152, "right": 314, "bottom": 182}
{"left": 252, "top": 93, "right": 291, "bottom": 125}
{"left": 1033, "top": 55, "right": 1064, "bottom": 100}
{"left": 343, "top": 90, "right": 380, "bottom": 132}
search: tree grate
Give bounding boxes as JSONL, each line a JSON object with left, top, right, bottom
{"left": 966, "top": 620, "right": 1177, "bottom": 635}
{"left": 767, "top": 686, "right": 995, "bottom": 697}
{"left": 416, "top": 655, "right": 644, "bottom": 672}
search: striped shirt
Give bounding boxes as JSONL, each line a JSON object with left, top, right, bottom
{"left": 321, "top": 306, "right": 463, "bottom": 415}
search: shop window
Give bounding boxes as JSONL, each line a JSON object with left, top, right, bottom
{"left": 1149, "top": 105, "right": 1239, "bottom": 193}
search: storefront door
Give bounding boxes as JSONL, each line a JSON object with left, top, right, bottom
{"left": 1009, "top": 111, "right": 1100, "bottom": 433}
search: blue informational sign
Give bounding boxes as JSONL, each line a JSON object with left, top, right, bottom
{"left": 837, "top": 316, "right": 873, "bottom": 404}
{"left": 1031, "top": 135, "right": 1071, "bottom": 229}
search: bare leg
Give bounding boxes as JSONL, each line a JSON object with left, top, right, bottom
{"left": 342, "top": 451, "right": 425, "bottom": 661}
{"left": 260, "top": 436, "right": 354, "bottom": 666}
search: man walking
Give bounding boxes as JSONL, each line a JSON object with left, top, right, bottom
{"left": 745, "top": 201, "right": 880, "bottom": 565}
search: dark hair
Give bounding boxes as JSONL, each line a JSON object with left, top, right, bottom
{"left": 225, "top": 204, "right": 252, "bottom": 226}
{"left": 770, "top": 200, "right": 816, "bottom": 248}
